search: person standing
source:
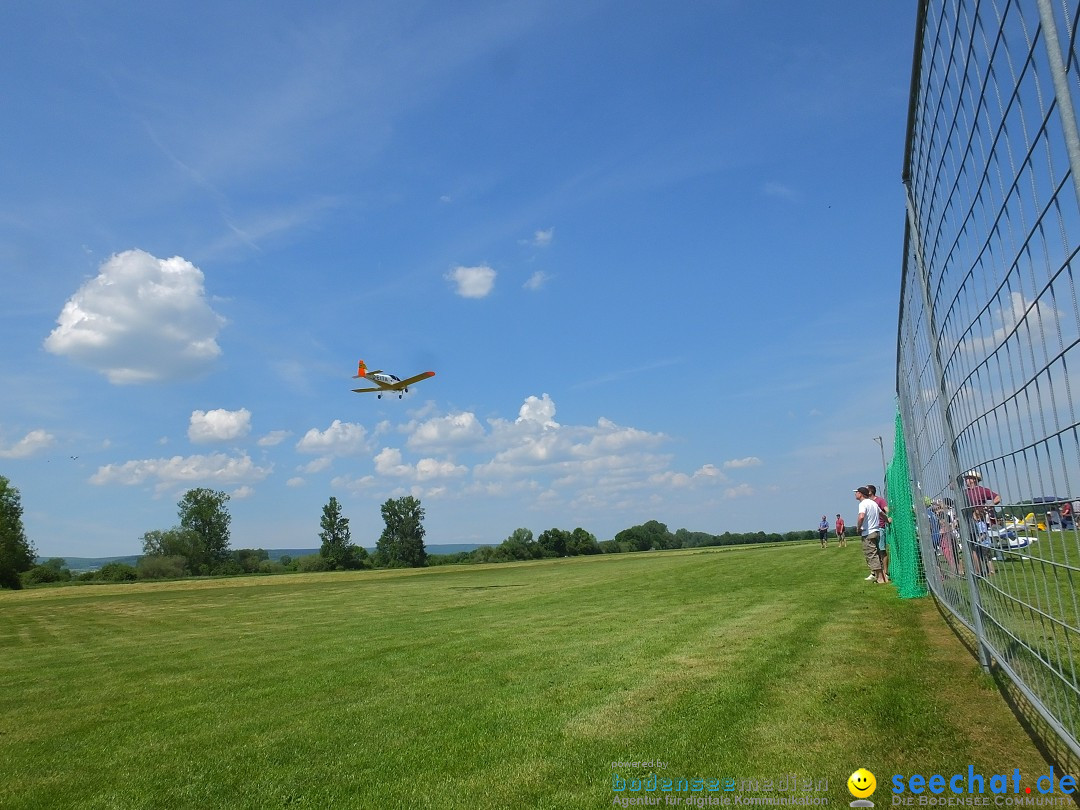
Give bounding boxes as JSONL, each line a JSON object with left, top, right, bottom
{"left": 866, "top": 484, "right": 890, "bottom": 582}
{"left": 835, "top": 513, "right": 846, "bottom": 547}
{"left": 962, "top": 470, "right": 1000, "bottom": 508}
{"left": 855, "top": 487, "right": 886, "bottom": 583}
{"left": 818, "top": 515, "right": 829, "bottom": 548}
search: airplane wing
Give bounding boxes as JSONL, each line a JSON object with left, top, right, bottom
{"left": 391, "top": 371, "right": 436, "bottom": 389}
{"left": 351, "top": 386, "right": 384, "bottom": 393}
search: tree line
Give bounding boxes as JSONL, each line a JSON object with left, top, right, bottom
{"left": 428, "top": 520, "right": 818, "bottom": 566}
{"left": 0, "top": 474, "right": 430, "bottom": 588}
{"left": 0, "top": 472, "right": 818, "bottom": 589}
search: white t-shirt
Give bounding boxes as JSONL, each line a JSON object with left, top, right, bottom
{"left": 859, "top": 498, "right": 881, "bottom": 535}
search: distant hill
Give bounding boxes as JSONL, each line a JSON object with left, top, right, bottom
{"left": 39, "top": 544, "right": 489, "bottom": 572}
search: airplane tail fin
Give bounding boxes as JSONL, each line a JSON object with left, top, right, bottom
{"left": 353, "top": 360, "right": 367, "bottom": 379}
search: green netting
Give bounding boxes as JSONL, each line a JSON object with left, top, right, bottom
{"left": 885, "top": 405, "right": 927, "bottom": 599}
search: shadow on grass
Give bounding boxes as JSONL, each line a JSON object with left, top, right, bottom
{"left": 931, "top": 597, "right": 1079, "bottom": 804}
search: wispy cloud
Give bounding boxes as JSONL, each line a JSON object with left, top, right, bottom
{"left": 521, "top": 227, "right": 554, "bottom": 247}
{"left": 524, "top": 271, "right": 552, "bottom": 291}
{"left": 762, "top": 181, "right": 798, "bottom": 201}
{"left": 572, "top": 358, "right": 683, "bottom": 389}
{"left": 724, "top": 456, "right": 762, "bottom": 469}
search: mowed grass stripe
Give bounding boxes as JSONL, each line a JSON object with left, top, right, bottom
{"left": 0, "top": 545, "right": 1059, "bottom": 809}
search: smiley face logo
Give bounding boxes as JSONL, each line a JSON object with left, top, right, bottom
{"left": 847, "top": 769, "right": 876, "bottom": 799}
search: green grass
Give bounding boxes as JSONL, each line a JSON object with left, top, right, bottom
{"left": 0, "top": 544, "right": 1068, "bottom": 809}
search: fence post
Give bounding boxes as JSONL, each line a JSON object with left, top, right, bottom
{"left": 1034, "top": 0, "right": 1080, "bottom": 212}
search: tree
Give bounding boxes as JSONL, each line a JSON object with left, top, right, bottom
{"left": 568, "top": 527, "right": 601, "bottom": 555}
{"left": 499, "top": 528, "right": 540, "bottom": 560}
{"left": 141, "top": 528, "right": 201, "bottom": 566}
{"left": 374, "top": 496, "right": 427, "bottom": 568}
{"left": 177, "top": 488, "right": 232, "bottom": 573}
{"left": 0, "top": 476, "right": 35, "bottom": 589}
{"left": 320, "top": 496, "right": 356, "bottom": 569}
{"left": 537, "top": 528, "right": 570, "bottom": 557}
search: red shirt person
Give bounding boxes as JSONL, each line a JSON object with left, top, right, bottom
{"left": 963, "top": 470, "right": 1000, "bottom": 507}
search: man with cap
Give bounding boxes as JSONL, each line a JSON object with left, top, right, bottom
{"left": 855, "top": 486, "right": 886, "bottom": 583}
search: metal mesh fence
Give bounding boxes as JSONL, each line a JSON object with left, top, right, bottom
{"left": 898, "top": 0, "right": 1080, "bottom": 759}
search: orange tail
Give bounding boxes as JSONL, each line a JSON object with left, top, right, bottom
{"left": 354, "top": 359, "right": 367, "bottom": 378}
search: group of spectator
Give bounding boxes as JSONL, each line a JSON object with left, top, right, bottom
{"left": 827, "top": 469, "right": 1020, "bottom": 584}
{"left": 854, "top": 484, "right": 890, "bottom": 584}
{"left": 926, "top": 470, "right": 1001, "bottom": 578}
{"left": 818, "top": 514, "right": 849, "bottom": 548}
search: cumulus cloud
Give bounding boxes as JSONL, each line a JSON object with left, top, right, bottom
{"left": 296, "top": 420, "right": 369, "bottom": 456}
{"left": 188, "top": 408, "right": 251, "bottom": 443}
{"left": 446, "top": 265, "right": 496, "bottom": 298}
{"left": 407, "top": 412, "right": 485, "bottom": 449}
{"left": 523, "top": 271, "right": 552, "bottom": 291}
{"left": 374, "top": 447, "right": 467, "bottom": 481}
{"left": 44, "top": 249, "right": 227, "bottom": 384}
{"left": 90, "top": 452, "right": 271, "bottom": 491}
{"left": 232, "top": 485, "right": 255, "bottom": 499}
{"left": 0, "top": 429, "right": 55, "bottom": 459}
{"left": 516, "top": 394, "right": 559, "bottom": 429}
{"left": 724, "top": 457, "right": 762, "bottom": 469}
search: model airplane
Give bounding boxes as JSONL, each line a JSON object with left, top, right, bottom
{"left": 351, "top": 360, "right": 435, "bottom": 399}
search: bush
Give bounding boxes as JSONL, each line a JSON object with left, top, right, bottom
{"left": 257, "top": 560, "right": 287, "bottom": 575}
{"left": 136, "top": 555, "right": 188, "bottom": 580}
{"left": 21, "top": 565, "right": 69, "bottom": 585}
{"left": 295, "top": 554, "right": 330, "bottom": 572}
{"left": 96, "top": 562, "right": 138, "bottom": 582}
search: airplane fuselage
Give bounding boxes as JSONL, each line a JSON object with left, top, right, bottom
{"left": 369, "top": 372, "right": 402, "bottom": 386}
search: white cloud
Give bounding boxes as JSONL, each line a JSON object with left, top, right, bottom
{"left": 257, "top": 430, "right": 290, "bottom": 447}
{"left": 90, "top": 452, "right": 272, "bottom": 491}
{"left": 188, "top": 408, "right": 251, "bottom": 443}
{"left": 331, "top": 473, "right": 376, "bottom": 493}
{"left": 286, "top": 477, "right": 305, "bottom": 488}
{"left": 529, "top": 227, "right": 554, "bottom": 247}
{"left": 724, "top": 456, "right": 762, "bottom": 469}
{"left": 649, "top": 464, "right": 725, "bottom": 489}
{"left": 300, "top": 457, "right": 332, "bottom": 474}
{"left": 296, "top": 420, "right": 369, "bottom": 456}
{"left": 407, "top": 411, "right": 485, "bottom": 449}
{"left": 373, "top": 447, "right": 467, "bottom": 482}
{"left": 44, "top": 250, "right": 227, "bottom": 384}
{"left": 516, "top": 394, "right": 559, "bottom": 429}
{"left": 524, "top": 271, "right": 552, "bottom": 291}
{"left": 0, "top": 429, "right": 55, "bottom": 459}
{"left": 232, "top": 485, "right": 255, "bottom": 499}
{"left": 446, "top": 264, "right": 496, "bottom": 298}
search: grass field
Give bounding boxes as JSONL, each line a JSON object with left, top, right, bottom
{"left": 0, "top": 543, "right": 1072, "bottom": 809}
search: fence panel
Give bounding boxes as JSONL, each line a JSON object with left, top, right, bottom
{"left": 899, "top": 0, "right": 1080, "bottom": 759}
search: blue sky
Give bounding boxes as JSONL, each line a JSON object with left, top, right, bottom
{"left": 2, "top": 1, "right": 912, "bottom": 557}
